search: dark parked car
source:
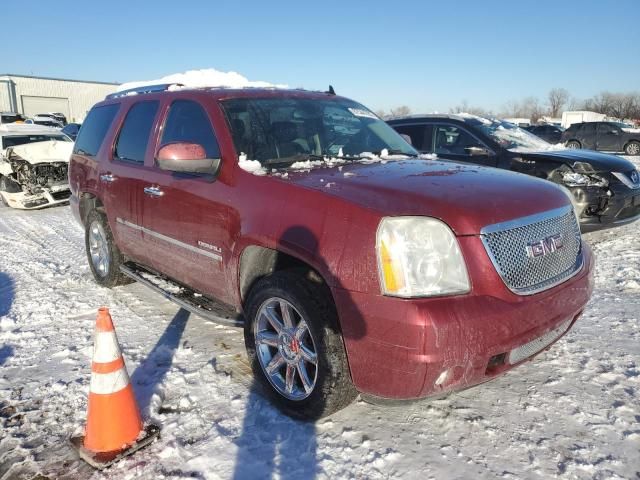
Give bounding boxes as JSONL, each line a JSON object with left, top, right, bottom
{"left": 69, "top": 85, "right": 593, "bottom": 418}
{"left": 388, "top": 114, "right": 640, "bottom": 232}
{"left": 561, "top": 121, "right": 640, "bottom": 155}
{"left": 524, "top": 124, "right": 564, "bottom": 144}
{"left": 36, "top": 112, "right": 68, "bottom": 126}
{"left": 62, "top": 122, "right": 81, "bottom": 140}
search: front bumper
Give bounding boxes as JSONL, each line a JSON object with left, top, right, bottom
{"left": 334, "top": 241, "right": 594, "bottom": 400}
{"left": 573, "top": 183, "right": 640, "bottom": 232}
{"left": 0, "top": 186, "right": 71, "bottom": 210}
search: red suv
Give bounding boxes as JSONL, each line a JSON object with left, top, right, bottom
{"left": 69, "top": 85, "right": 594, "bottom": 418}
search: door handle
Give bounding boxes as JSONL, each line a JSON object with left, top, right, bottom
{"left": 143, "top": 186, "right": 164, "bottom": 197}
{"left": 100, "top": 173, "right": 116, "bottom": 183}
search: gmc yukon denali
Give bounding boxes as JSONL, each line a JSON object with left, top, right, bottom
{"left": 69, "top": 85, "right": 594, "bottom": 419}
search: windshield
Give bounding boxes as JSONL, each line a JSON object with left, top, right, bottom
{"left": 470, "top": 118, "right": 552, "bottom": 152}
{"left": 220, "top": 97, "right": 417, "bottom": 167}
{"left": 2, "top": 134, "right": 71, "bottom": 149}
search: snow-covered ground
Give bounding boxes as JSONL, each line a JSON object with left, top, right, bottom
{"left": 1, "top": 158, "right": 639, "bottom": 480}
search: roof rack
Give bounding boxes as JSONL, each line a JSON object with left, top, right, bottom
{"left": 105, "top": 83, "right": 184, "bottom": 99}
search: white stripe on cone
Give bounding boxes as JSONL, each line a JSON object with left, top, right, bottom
{"left": 93, "top": 331, "right": 122, "bottom": 363}
{"left": 90, "top": 367, "right": 130, "bottom": 395}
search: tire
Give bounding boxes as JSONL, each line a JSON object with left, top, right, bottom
{"left": 84, "top": 209, "right": 131, "bottom": 288}
{"left": 244, "top": 270, "right": 357, "bottom": 419}
{"left": 566, "top": 140, "right": 581, "bottom": 149}
{"left": 624, "top": 141, "right": 640, "bottom": 156}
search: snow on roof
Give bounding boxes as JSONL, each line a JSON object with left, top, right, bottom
{"left": 116, "top": 68, "right": 288, "bottom": 92}
{"left": 0, "top": 123, "right": 62, "bottom": 135}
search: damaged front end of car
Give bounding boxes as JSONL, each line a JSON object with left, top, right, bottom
{"left": 552, "top": 161, "right": 639, "bottom": 232}
{"left": 0, "top": 141, "right": 73, "bottom": 210}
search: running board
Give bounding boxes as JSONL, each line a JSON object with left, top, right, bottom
{"left": 120, "top": 263, "right": 244, "bottom": 328}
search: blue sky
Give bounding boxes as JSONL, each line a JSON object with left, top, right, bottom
{"left": 4, "top": 0, "right": 639, "bottom": 113}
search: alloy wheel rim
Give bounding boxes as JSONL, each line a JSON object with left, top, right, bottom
{"left": 89, "top": 221, "right": 110, "bottom": 278}
{"left": 628, "top": 143, "right": 639, "bottom": 155}
{"left": 255, "top": 297, "right": 318, "bottom": 401}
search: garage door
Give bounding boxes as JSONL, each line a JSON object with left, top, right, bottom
{"left": 21, "top": 95, "right": 70, "bottom": 118}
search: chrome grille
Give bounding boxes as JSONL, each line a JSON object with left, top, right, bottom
{"left": 481, "top": 206, "right": 583, "bottom": 295}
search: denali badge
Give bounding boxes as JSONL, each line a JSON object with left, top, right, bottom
{"left": 526, "top": 233, "right": 563, "bottom": 258}
{"left": 631, "top": 170, "right": 639, "bottom": 185}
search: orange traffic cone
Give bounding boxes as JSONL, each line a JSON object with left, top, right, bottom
{"left": 71, "top": 307, "right": 160, "bottom": 469}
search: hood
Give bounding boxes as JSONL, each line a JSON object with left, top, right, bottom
{"left": 284, "top": 159, "right": 570, "bottom": 235}
{"left": 7, "top": 140, "right": 74, "bottom": 165}
{"left": 519, "top": 149, "right": 635, "bottom": 172}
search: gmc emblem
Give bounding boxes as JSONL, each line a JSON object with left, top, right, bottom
{"left": 526, "top": 233, "right": 563, "bottom": 258}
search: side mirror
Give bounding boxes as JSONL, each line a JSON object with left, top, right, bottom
{"left": 157, "top": 142, "right": 221, "bottom": 175}
{"left": 400, "top": 133, "right": 413, "bottom": 146}
{"left": 464, "top": 146, "right": 492, "bottom": 156}
{"left": 609, "top": 130, "right": 619, "bottom": 135}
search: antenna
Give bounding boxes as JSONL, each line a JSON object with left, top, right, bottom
{"left": 327, "top": 85, "right": 336, "bottom": 95}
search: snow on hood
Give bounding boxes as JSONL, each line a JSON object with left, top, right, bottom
{"left": 117, "top": 68, "right": 288, "bottom": 92}
{"left": 622, "top": 127, "right": 640, "bottom": 134}
{"left": 8, "top": 140, "right": 74, "bottom": 165}
{"left": 238, "top": 150, "right": 437, "bottom": 176}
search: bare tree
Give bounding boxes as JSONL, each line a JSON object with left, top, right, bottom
{"left": 499, "top": 97, "right": 542, "bottom": 122}
{"left": 548, "top": 88, "right": 569, "bottom": 117}
{"left": 374, "top": 109, "right": 387, "bottom": 119}
{"left": 389, "top": 105, "right": 412, "bottom": 117}
{"left": 450, "top": 100, "right": 492, "bottom": 117}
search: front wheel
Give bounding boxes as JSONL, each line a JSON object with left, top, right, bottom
{"left": 85, "top": 209, "right": 131, "bottom": 288}
{"left": 566, "top": 140, "right": 581, "bottom": 149}
{"left": 244, "top": 270, "right": 357, "bottom": 419}
{"left": 624, "top": 141, "right": 640, "bottom": 156}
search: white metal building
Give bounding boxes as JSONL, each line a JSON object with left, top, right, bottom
{"left": 0, "top": 74, "right": 118, "bottom": 122}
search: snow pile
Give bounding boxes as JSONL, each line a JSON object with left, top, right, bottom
{"left": 454, "top": 112, "right": 492, "bottom": 125}
{"left": 117, "top": 68, "right": 288, "bottom": 92}
{"left": 239, "top": 150, "right": 428, "bottom": 176}
{"left": 622, "top": 127, "right": 640, "bottom": 134}
{"left": 238, "top": 153, "right": 267, "bottom": 175}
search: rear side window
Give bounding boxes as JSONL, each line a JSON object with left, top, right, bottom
{"left": 160, "top": 100, "right": 220, "bottom": 158}
{"left": 74, "top": 104, "right": 119, "bottom": 156}
{"left": 582, "top": 123, "right": 596, "bottom": 136}
{"left": 393, "top": 124, "right": 433, "bottom": 151}
{"left": 114, "top": 101, "right": 159, "bottom": 163}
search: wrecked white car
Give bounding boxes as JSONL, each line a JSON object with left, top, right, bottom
{"left": 0, "top": 125, "right": 73, "bottom": 209}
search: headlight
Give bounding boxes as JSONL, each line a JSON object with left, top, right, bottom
{"left": 376, "top": 217, "right": 470, "bottom": 297}
{"left": 562, "top": 172, "right": 608, "bottom": 187}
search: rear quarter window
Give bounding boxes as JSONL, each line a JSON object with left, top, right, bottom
{"left": 73, "top": 104, "right": 120, "bottom": 156}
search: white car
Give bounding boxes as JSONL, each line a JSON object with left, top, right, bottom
{"left": 0, "top": 124, "right": 73, "bottom": 209}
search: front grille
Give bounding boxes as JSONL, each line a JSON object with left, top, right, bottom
{"left": 481, "top": 206, "right": 583, "bottom": 295}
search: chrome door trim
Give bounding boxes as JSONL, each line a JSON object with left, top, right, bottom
{"left": 116, "top": 217, "right": 222, "bottom": 262}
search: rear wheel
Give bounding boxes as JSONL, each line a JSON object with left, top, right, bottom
{"left": 85, "top": 209, "right": 131, "bottom": 288}
{"left": 566, "top": 140, "right": 581, "bottom": 149}
{"left": 624, "top": 141, "right": 640, "bottom": 156}
{"left": 244, "top": 270, "right": 357, "bottom": 419}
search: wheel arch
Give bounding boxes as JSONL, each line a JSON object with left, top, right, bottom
{"left": 78, "top": 192, "right": 104, "bottom": 226}
{"left": 238, "top": 245, "right": 330, "bottom": 304}
{"left": 623, "top": 139, "right": 640, "bottom": 153}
